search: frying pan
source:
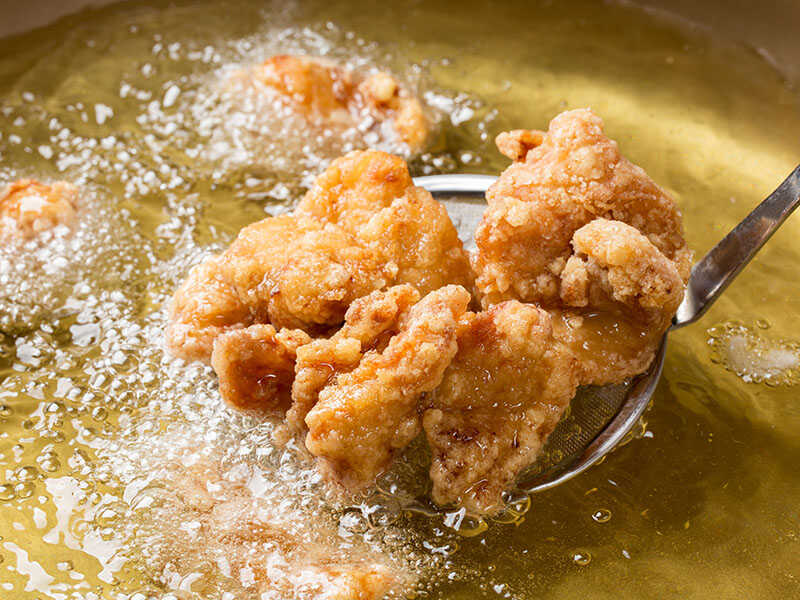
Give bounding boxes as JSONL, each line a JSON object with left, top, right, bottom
{"left": 5, "top": 0, "right": 799, "bottom": 88}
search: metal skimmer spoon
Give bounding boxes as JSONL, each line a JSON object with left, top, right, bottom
{"left": 414, "top": 165, "right": 800, "bottom": 495}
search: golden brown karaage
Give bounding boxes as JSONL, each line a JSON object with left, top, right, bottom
{"left": 304, "top": 285, "right": 471, "bottom": 490}
{"left": 224, "top": 214, "right": 395, "bottom": 332}
{"left": 471, "top": 109, "right": 689, "bottom": 391}
{"left": 167, "top": 215, "right": 390, "bottom": 362}
{"left": 229, "top": 54, "right": 428, "bottom": 152}
{"left": 211, "top": 324, "right": 312, "bottom": 411}
{"left": 167, "top": 109, "right": 691, "bottom": 516}
{"left": 473, "top": 108, "right": 691, "bottom": 307}
{"left": 166, "top": 254, "right": 253, "bottom": 364}
{"left": 296, "top": 150, "right": 475, "bottom": 296}
{"left": 561, "top": 218, "right": 685, "bottom": 320}
{"left": 166, "top": 150, "right": 472, "bottom": 366}
{"left": 423, "top": 301, "right": 580, "bottom": 513}
{"left": 285, "top": 284, "right": 421, "bottom": 437}
{"left": 550, "top": 218, "right": 685, "bottom": 384}
{"left": 0, "top": 179, "right": 79, "bottom": 240}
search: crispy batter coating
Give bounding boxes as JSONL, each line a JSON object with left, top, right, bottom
{"left": 224, "top": 214, "right": 396, "bottom": 331}
{"left": 167, "top": 151, "right": 472, "bottom": 368}
{"left": 357, "top": 70, "right": 428, "bottom": 152}
{"left": 165, "top": 112, "right": 693, "bottom": 513}
{"left": 166, "top": 255, "right": 252, "bottom": 363}
{"left": 285, "top": 285, "right": 421, "bottom": 436}
{"left": 166, "top": 215, "right": 395, "bottom": 363}
{"left": 232, "top": 55, "right": 428, "bottom": 152}
{"left": 425, "top": 222, "right": 683, "bottom": 512}
{"left": 304, "top": 285, "right": 471, "bottom": 490}
{"left": 414, "top": 111, "right": 692, "bottom": 511}
{"left": 0, "top": 179, "right": 78, "bottom": 240}
{"left": 473, "top": 108, "right": 691, "bottom": 307}
{"left": 423, "top": 301, "right": 580, "bottom": 513}
{"left": 296, "top": 149, "right": 417, "bottom": 231}
{"left": 248, "top": 54, "right": 352, "bottom": 117}
{"left": 561, "top": 218, "right": 684, "bottom": 321}
{"left": 211, "top": 324, "right": 312, "bottom": 412}
{"left": 553, "top": 218, "right": 684, "bottom": 385}
{"left": 165, "top": 457, "right": 403, "bottom": 599}
{"left": 297, "top": 150, "right": 475, "bottom": 295}
{"left": 471, "top": 108, "right": 689, "bottom": 392}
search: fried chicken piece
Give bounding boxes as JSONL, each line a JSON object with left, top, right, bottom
{"left": 358, "top": 70, "right": 428, "bottom": 152}
{"left": 423, "top": 301, "right": 580, "bottom": 514}
{"left": 473, "top": 108, "right": 691, "bottom": 307}
{"left": 167, "top": 150, "right": 472, "bottom": 367}
{"left": 304, "top": 285, "right": 471, "bottom": 490}
{"left": 166, "top": 214, "right": 396, "bottom": 362}
{"left": 211, "top": 324, "right": 312, "bottom": 412}
{"left": 224, "top": 214, "right": 396, "bottom": 331}
{"left": 161, "top": 456, "right": 405, "bottom": 599}
{"left": 166, "top": 254, "right": 252, "bottom": 363}
{"left": 561, "top": 218, "right": 684, "bottom": 322}
{"left": 247, "top": 54, "right": 353, "bottom": 118}
{"left": 296, "top": 149, "right": 416, "bottom": 230}
{"left": 285, "top": 285, "right": 421, "bottom": 436}
{"left": 203, "top": 496, "right": 398, "bottom": 599}
{"left": 0, "top": 179, "right": 78, "bottom": 240}
{"left": 422, "top": 221, "right": 683, "bottom": 513}
{"left": 296, "top": 150, "right": 475, "bottom": 295}
{"left": 470, "top": 108, "right": 690, "bottom": 394}
{"left": 551, "top": 218, "right": 684, "bottom": 385}
{"left": 231, "top": 55, "right": 428, "bottom": 151}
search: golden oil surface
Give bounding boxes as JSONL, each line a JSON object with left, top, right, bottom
{"left": 1, "top": 1, "right": 799, "bottom": 598}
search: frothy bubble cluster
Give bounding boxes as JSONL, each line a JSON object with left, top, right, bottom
{"left": 707, "top": 320, "right": 800, "bottom": 385}
{"left": 0, "top": 188, "right": 150, "bottom": 333}
{"left": 0, "top": 17, "right": 504, "bottom": 599}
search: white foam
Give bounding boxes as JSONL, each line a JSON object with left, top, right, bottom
{"left": 709, "top": 323, "right": 800, "bottom": 385}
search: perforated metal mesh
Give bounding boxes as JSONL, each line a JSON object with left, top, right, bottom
{"left": 520, "top": 383, "right": 630, "bottom": 482}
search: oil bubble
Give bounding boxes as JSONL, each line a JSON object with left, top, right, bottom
{"left": 591, "top": 508, "right": 612, "bottom": 523}
{"left": 455, "top": 515, "right": 488, "bottom": 538}
{"left": 69, "top": 518, "right": 91, "bottom": 539}
{"left": 57, "top": 560, "right": 74, "bottom": 571}
{"left": 491, "top": 495, "right": 530, "bottom": 525}
{"left": 15, "top": 465, "right": 39, "bottom": 481}
{"left": 14, "top": 481, "right": 35, "bottom": 499}
{"left": 366, "top": 501, "right": 401, "bottom": 528}
{"left": 39, "top": 457, "right": 61, "bottom": 473}
{"left": 0, "top": 484, "right": 16, "bottom": 501}
{"left": 45, "top": 430, "right": 66, "bottom": 443}
{"left": 339, "top": 510, "right": 369, "bottom": 535}
{"left": 94, "top": 501, "right": 127, "bottom": 527}
{"left": 572, "top": 550, "right": 592, "bottom": 566}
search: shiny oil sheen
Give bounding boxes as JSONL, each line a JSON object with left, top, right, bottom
{"left": 0, "top": 1, "right": 799, "bottom": 598}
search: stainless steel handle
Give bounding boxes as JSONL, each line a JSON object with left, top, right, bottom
{"left": 671, "top": 165, "right": 800, "bottom": 329}
{"left": 413, "top": 174, "right": 496, "bottom": 197}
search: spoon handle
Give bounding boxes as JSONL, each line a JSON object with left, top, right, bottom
{"left": 413, "top": 174, "right": 497, "bottom": 197}
{"left": 672, "top": 165, "right": 800, "bottom": 329}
